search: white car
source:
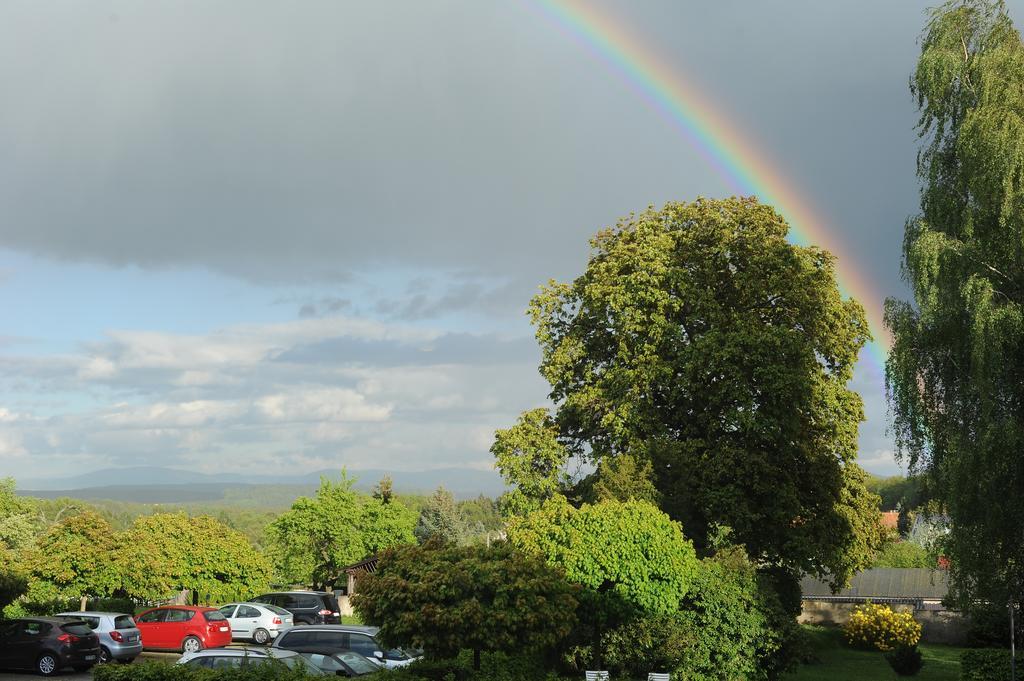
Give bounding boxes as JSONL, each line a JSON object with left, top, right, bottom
{"left": 217, "top": 603, "right": 293, "bottom": 645}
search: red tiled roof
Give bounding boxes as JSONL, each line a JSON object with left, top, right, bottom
{"left": 880, "top": 511, "right": 899, "bottom": 529}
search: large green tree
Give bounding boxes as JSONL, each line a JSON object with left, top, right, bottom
{"left": 119, "top": 512, "right": 271, "bottom": 603}
{"left": 266, "top": 471, "right": 416, "bottom": 588}
{"left": 25, "top": 511, "right": 121, "bottom": 602}
{"left": 886, "top": 0, "right": 1024, "bottom": 609}
{"left": 521, "top": 197, "right": 882, "bottom": 585}
{"left": 354, "top": 541, "right": 578, "bottom": 670}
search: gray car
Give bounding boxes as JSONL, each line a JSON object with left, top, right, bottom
{"left": 54, "top": 612, "right": 142, "bottom": 664}
{"left": 272, "top": 624, "right": 420, "bottom": 669}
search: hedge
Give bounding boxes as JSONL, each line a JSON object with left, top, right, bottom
{"left": 960, "top": 649, "right": 1024, "bottom": 681}
{"left": 93, "top": 661, "right": 317, "bottom": 681}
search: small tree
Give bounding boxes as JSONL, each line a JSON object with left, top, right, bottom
{"left": 414, "top": 487, "right": 467, "bottom": 545}
{"left": 354, "top": 541, "right": 578, "bottom": 669}
{"left": 491, "top": 408, "right": 570, "bottom": 516}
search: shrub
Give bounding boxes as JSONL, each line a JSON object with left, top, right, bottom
{"left": 93, "top": 660, "right": 314, "bottom": 681}
{"left": 600, "top": 614, "right": 692, "bottom": 678}
{"left": 842, "top": 602, "right": 921, "bottom": 652}
{"left": 884, "top": 645, "right": 924, "bottom": 676}
{"left": 960, "top": 649, "right": 1024, "bottom": 681}
{"left": 673, "top": 548, "right": 775, "bottom": 681}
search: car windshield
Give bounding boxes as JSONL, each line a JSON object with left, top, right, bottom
{"left": 113, "top": 616, "right": 136, "bottom": 630}
{"left": 203, "top": 611, "right": 227, "bottom": 622}
{"left": 334, "top": 652, "right": 381, "bottom": 675}
{"left": 280, "top": 655, "right": 329, "bottom": 675}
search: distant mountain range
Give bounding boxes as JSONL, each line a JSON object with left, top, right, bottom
{"left": 15, "top": 465, "right": 506, "bottom": 503}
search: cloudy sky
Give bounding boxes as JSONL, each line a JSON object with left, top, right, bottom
{"left": 2, "top": 0, "right": 1013, "bottom": 482}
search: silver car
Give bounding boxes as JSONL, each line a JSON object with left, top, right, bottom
{"left": 177, "top": 646, "right": 325, "bottom": 673}
{"left": 217, "top": 603, "right": 293, "bottom": 645}
{"left": 53, "top": 612, "right": 142, "bottom": 664}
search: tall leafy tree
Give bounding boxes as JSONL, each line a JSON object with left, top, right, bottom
{"left": 266, "top": 471, "right": 416, "bottom": 588}
{"left": 523, "top": 197, "right": 882, "bottom": 585}
{"left": 886, "top": 0, "right": 1024, "bottom": 608}
{"left": 354, "top": 541, "right": 578, "bottom": 670}
{"left": 119, "top": 512, "right": 270, "bottom": 603}
{"left": 25, "top": 511, "right": 120, "bottom": 601}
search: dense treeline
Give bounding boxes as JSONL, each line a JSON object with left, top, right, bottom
{"left": 0, "top": 473, "right": 504, "bottom": 615}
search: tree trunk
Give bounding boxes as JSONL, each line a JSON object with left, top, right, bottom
{"left": 473, "top": 648, "right": 481, "bottom": 671}
{"left": 79, "top": 596, "right": 88, "bottom": 612}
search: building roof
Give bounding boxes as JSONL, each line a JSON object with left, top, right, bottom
{"left": 801, "top": 568, "right": 949, "bottom": 601}
{"left": 343, "top": 555, "right": 379, "bottom": 575}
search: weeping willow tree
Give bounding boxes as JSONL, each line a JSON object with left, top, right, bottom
{"left": 886, "top": 0, "right": 1024, "bottom": 610}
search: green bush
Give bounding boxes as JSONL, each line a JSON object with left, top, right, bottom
{"left": 960, "top": 649, "right": 1024, "bottom": 681}
{"left": 600, "top": 614, "right": 692, "bottom": 678}
{"left": 93, "top": 660, "right": 314, "bottom": 681}
{"left": 369, "top": 651, "right": 561, "bottom": 681}
{"left": 884, "top": 645, "right": 923, "bottom": 676}
{"left": 674, "top": 548, "right": 776, "bottom": 681}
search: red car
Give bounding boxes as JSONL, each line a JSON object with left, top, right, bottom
{"left": 134, "top": 606, "right": 232, "bottom": 653}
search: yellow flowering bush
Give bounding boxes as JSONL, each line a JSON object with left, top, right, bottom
{"left": 842, "top": 602, "right": 922, "bottom": 652}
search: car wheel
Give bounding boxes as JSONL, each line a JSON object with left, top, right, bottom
{"left": 253, "top": 628, "right": 270, "bottom": 645}
{"left": 36, "top": 654, "right": 58, "bottom": 676}
{"left": 99, "top": 647, "right": 112, "bottom": 664}
{"left": 182, "top": 636, "right": 203, "bottom": 654}
{"left": 294, "top": 620, "right": 309, "bottom": 626}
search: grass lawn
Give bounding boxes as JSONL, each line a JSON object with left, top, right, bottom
{"left": 785, "top": 625, "right": 965, "bottom": 681}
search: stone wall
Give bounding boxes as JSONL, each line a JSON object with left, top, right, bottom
{"left": 799, "top": 599, "right": 968, "bottom": 645}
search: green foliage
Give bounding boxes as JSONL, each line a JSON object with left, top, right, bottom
{"left": 508, "top": 498, "right": 699, "bottom": 616}
{"left": 600, "top": 615, "right": 692, "bottom": 679}
{"left": 414, "top": 487, "right": 468, "bottom": 545}
{"left": 379, "top": 650, "right": 559, "bottom": 681}
{"left": 0, "top": 545, "right": 27, "bottom": 612}
{"left": 0, "top": 477, "right": 38, "bottom": 551}
{"left": 886, "top": 0, "right": 1024, "bottom": 611}
{"left": 265, "top": 471, "right": 416, "bottom": 588}
{"left": 119, "top": 512, "right": 271, "bottom": 603}
{"left": 523, "top": 197, "right": 882, "bottom": 586}
{"left": 865, "top": 475, "right": 926, "bottom": 513}
{"left": 674, "top": 549, "right": 778, "bottom": 681}
{"left": 960, "top": 649, "right": 1024, "bottom": 681}
{"left": 93, "top": 659, "right": 315, "bottom": 681}
{"left": 885, "top": 645, "right": 925, "bottom": 676}
{"left": 572, "top": 453, "right": 660, "bottom": 506}
{"left": 491, "top": 408, "right": 570, "bottom": 517}
{"left": 24, "top": 510, "right": 121, "bottom": 600}
{"left": 871, "top": 540, "right": 934, "bottom": 569}
{"left": 353, "top": 542, "right": 578, "bottom": 669}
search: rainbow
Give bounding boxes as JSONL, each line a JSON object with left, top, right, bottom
{"left": 523, "top": 0, "right": 891, "bottom": 372}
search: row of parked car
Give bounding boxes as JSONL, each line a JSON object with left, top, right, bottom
{"left": 0, "top": 590, "right": 420, "bottom": 676}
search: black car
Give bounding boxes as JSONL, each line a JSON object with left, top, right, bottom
{"left": 251, "top": 591, "right": 341, "bottom": 625}
{"left": 0, "top": 618, "right": 101, "bottom": 676}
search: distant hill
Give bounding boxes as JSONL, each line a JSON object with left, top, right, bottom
{"left": 16, "top": 466, "right": 505, "bottom": 503}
